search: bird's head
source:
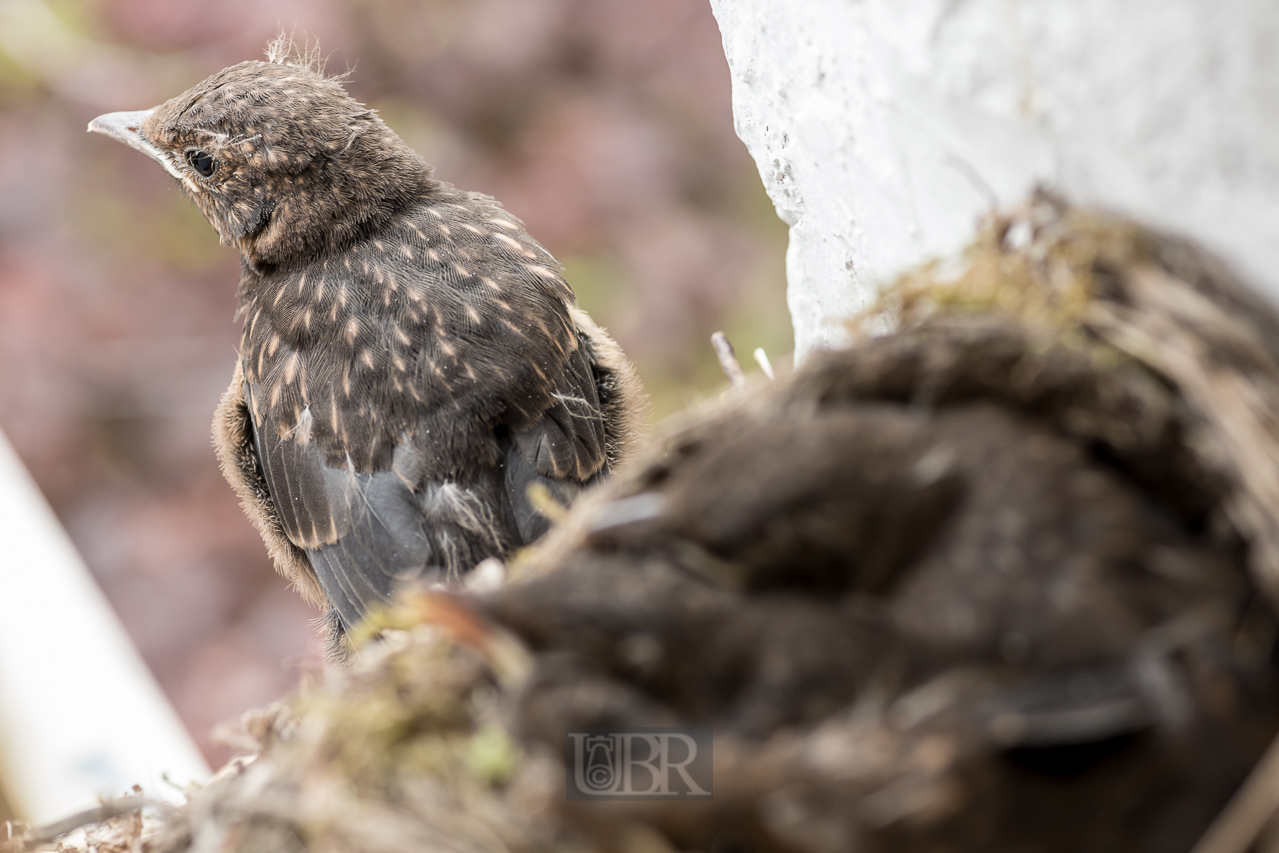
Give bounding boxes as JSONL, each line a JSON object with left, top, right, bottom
{"left": 89, "top": 56, "right": 433, "bottom": 270}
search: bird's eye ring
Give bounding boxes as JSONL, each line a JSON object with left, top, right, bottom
{"left": 185, "top": 148, "right": 217, "bottom": 178}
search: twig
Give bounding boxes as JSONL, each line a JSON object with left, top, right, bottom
{"left": 753, "top": 347, "right": 775, "bottom": 380}
{"left": 1191, "top": 731, "right": 1279, "bottom": 853}
{"left": 711, "top": 332, "right": 746, "bottom": 389}
{"left": 6, "top": 795, "right": 161, "bottom": 849}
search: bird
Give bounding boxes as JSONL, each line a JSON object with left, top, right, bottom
{"left": 87, "top": 44, "right": 645, "bottom": 652}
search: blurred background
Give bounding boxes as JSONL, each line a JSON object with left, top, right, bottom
{"left": 0, "top": 0, "right": 789, "bottom": 767}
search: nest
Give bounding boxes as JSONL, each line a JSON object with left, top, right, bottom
{"left": 13, "top": 192, "right": 1279, "bottom": 853}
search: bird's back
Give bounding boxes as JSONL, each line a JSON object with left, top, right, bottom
{"left": 230, "top": 185, "right": 641, "bottom": 634}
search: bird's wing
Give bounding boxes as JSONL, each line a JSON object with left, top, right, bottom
{"left": 503, "top": 332, "right": 609, "bottom": 543}
{"left": 212, "top": 361, "right": 327, "bottom": 608}
{"left": 239, "top": 322, "right": 607, "bottom": 633}
{"left": 244, "top": 376, "right": 514, "bottom": 632}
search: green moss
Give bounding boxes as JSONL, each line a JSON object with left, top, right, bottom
{"left": 466, "top": 723, "right": 521, "bottom": 786}
{"left": 865, "top": 204, "right": 1155, "bottom": 339}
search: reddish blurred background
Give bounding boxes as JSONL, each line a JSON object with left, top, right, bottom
{"left": 0, "top": 0, "right": 789, "bottom": 765}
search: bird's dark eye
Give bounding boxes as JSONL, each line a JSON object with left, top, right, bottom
{"left": 186, "top": 149, "right": 217, "bottom": 177}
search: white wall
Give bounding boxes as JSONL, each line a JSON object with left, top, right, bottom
{"left": 710, "top": 0, "right": 1279, "bottom": 358}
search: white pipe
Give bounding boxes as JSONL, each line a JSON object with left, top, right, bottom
{"left": 0, "top": 430, "right": 209, "bottom": 825}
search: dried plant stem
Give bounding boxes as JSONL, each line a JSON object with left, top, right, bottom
{"left": 1191, "top": 733, "right": 1279, "bottom": 853}
{"left": 711, "top": 331, "right": 746, "bottom": 389}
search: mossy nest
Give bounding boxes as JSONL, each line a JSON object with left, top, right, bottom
{"left": 20, "top": 192, "right": 1279, "bottom": 853}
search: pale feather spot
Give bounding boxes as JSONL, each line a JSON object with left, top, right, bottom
{"left": 438, "top": 223, "right": 451, "bottom": 239}
{"left": 373, "top": 239, "right": 385, "bottom": 252}
{"left": 394, "top": 327, "right": 411, "bottom": 346}
{"left": 393, "top": 353, "right": 407, "bottom": 372}
{"left": 400, "top": 244, "right": 414, "bottom": 260}
{"left": 342, "top": 365, "right": 352, "bottom": 396}
{"left": 438, "top": 340, "right": 457, "bottom": 357}
{"left": 427, "top": 208, "right": 444, "bottom": 220}
{"left": 465, "top": 304, "right": 481, "bottom": 325}
{"left": 493, "top": 232, "right": 532, "bottom": 256}
{"left": 346, "top": 318, "right": 360, "bottom": 344}
{"left": 460, "top": 223, "right": 482, "bottom": 235}
{"left": 296, "top": 272, "right": 307, "bottom": 294}
{"left": 361, "top": 349, "right": 375, "bottom": 369}
{"left": 282, "top": 351, "right": 301, "bottom": 384}
{"left": 490, "top": 217, "right": 520, "bottom": 231}
{"left": 480, "top": 277, "right": 499, "bottom": 291}
{"left": 426, "top": 249, "right": 440, "bottom": 262}
{"left": 267, "top": 335, "right": 281, "bottom": 356}
{"left": 343, "top": 257, "right": 352, "bottom": 271}
{"left": 453, "top": 263, "right": 470, "bottom": 278}
{"left": 524, "top": 264, "right": 560, "bottom": 280}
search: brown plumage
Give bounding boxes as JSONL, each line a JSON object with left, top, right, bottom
{"left": 88, "top": 47, "right": 644, "bottom": 646}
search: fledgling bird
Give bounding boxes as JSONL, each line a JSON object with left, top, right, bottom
{"left": 87, "top": 46, "right": 644, "bottom": 648}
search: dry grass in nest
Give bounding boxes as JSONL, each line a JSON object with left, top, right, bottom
{"left": 11, "top": 191, "right": 1279, "bottom": 853}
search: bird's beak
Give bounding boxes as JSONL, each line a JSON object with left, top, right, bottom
{"left": 88, "top": 109, "right": 163, "bottom": 163}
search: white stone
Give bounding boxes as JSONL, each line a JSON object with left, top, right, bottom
{"left": 710, "top": 0, "right": 1279, "bottom": 358}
